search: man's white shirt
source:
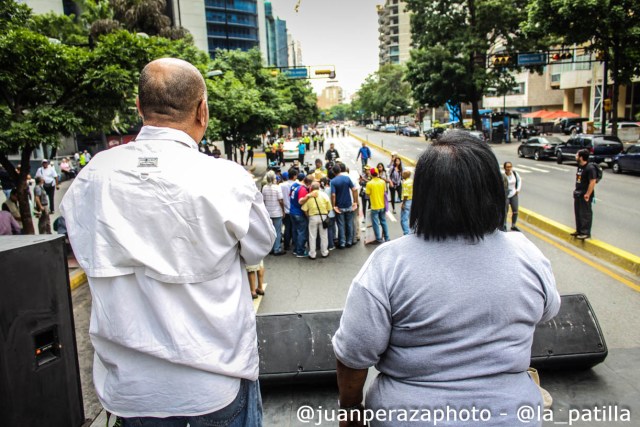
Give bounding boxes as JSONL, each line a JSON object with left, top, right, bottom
{"left": 60, "top": 126, "right": 275, "bottom": 417}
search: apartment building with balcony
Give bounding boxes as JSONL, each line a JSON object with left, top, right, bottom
{"left": 376, "top": 0, "right": 411, "bottom": 66}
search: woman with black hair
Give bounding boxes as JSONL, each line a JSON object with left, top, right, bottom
{"left": 333, "top": 130, "right": 560, "bottom": 427}
{"left": 388, "top": 157, "right": 403, "bottom": 214}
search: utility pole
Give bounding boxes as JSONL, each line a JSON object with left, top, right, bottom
{"left": 601, "top": 59, "right": 607, "bottom": 133}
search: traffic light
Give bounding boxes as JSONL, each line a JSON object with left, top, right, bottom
{"left": 315, "top": 69, "right": 336, "bottom": 79}
{"left": 491, "top": 55, "right": 512, "bottom": 67}
{"left": 603, "top": 98, "right": 612, "bottom": 112}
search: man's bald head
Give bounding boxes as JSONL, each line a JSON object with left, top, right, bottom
{"left": 138, "top": 58, "right": 206, "bottom": 123}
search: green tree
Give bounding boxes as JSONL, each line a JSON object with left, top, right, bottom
{"left": 278, "top": 79, "right": 318, "bottom": 129}
{"left": 524, "top": 0, "right": 640, "bottom": 133}
{"left": 206, "top": 49, "right": 288, "bottom": 156}
{"left": 354, "top": 64, "right": 413, "bottom": 121}
{"left": 0, "top": 1, "right": 208, "bottom": 233}
{"left": 404, "top": 0, "right": 530, "bottom": 130}
{"left": 377, "top": 64, "right": 413, "bottom": 121}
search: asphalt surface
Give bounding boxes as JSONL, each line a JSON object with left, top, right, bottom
{"left": 62, "top": 133, "right": 639, "bottom": 426}
{"left": 350, "top": 128, "right": 640, "bottom": 256}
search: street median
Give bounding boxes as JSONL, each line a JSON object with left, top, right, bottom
{"left": 351, "top": 131, "right": 640, "bottom": 277}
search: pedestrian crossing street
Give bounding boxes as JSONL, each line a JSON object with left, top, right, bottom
{"left": 512, "top": 163, "right": 573, "bottom": 174}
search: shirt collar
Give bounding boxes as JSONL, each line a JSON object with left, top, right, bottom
{"left": 135, "top": 125, "right": 199, "bottom": 150}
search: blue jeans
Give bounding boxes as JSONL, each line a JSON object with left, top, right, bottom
{"left": 327, "top": 217, "right": 335, "bottom": 249}
{"left": 371, "top": 208, "right": 389, "bottom": 242}
{"left": 290, "top": 214, "right": 308, "bottom": 255}
{"left": 121, "top": 379, "right": 262, "bottom": 427}
{"left": 400, "top": 200, "right": 411, "bottom": 235}
{"left": 271, "top": 216, "right": 283, "bottom": 253}
{"left": 336, "top": 209, "right": 354, "bottom": 247}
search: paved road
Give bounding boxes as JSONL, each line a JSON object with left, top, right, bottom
{"left": 70, "top": 134, "right": 639, "bottom": 426}
{"left": 350, "top": 128, "right": 640, "bottom": 256}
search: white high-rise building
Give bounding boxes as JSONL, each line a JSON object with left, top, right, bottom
{"left": 287, "top": 34, "right": 303, "bottom": 67}
{"left": 376, "top": 0, "right": 411, "bottom": 65}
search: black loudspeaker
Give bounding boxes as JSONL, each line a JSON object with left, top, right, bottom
{"left": 0, "top": 236, "right": 84, "bottom": 427}
{"left": 531, "top": 293, "right": 608, "bottom": 370}
{"left": 257, "top": 310, "right": 342, "bottom": 384}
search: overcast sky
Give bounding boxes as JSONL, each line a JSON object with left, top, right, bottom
{"left": 269, "top": 0, "right": 380, "bottom": 99}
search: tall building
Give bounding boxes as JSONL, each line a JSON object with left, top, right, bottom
{"left": 201, "top": 0, "right": 261, "bottom": 57}
{"left": 287, "top": 34, "right": 303, "bottom": 67}
{"left": 317, "top": 85, "right": 344, "bottom": 110}
{"left": 22, "top": 0, "right": 266, "bottom": 60}
{"left": 264, "top": 1, "right": 288, "bottom": 67}
{"left": 377, "top": 0, "right": 411, "bottom": 65}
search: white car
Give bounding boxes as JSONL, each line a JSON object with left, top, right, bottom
{"left": 283, "top": 139, "right": 300, "bottom": 162}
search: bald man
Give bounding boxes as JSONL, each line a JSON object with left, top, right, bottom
{"left": 60, "top": 58, "right": 275, "bottom": 426}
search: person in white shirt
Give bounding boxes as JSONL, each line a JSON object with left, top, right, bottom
{"left": 60, "top": 58, "right": 275, "bottom": 426}
{"left": 261, "top": 170, "right": 284, "bottom": 255}
{"left": 503, "top": 161, "right": 522, "bottom": 231}
{"left": 35, "top": 159, "right": 59, "bottom": 213}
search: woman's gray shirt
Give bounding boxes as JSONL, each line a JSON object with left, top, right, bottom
{"left": 333, "top": 232, "right": 560, "bottom": 426}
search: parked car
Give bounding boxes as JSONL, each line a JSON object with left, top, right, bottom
{"left": 374, "top": 123, "right": 386, "bottom": 131}
{"left": 283, "top": 139, "right": 300, "bottom": 161}
{"left": 517, "top": 136, "right": 563, "bottom": 161}
{"left": 402, "top": 126, "right": 420, "bottom": 137}
{"left": 383, "top": 124, "right": 397, "bottom": 133}
{"left": 606, "top": 121, "right": 640, "bottom": 131}
{"left": 611, "top": 144, "right": 640, "bottom": 174}
{"left": 555, "top": 134, "right": 623, "bottom": 166}
{"left": 425, "top": 127, "right": 446, "bottom": 140}
{"left": 559, "top": 117, "right": 588, "bottom": 135}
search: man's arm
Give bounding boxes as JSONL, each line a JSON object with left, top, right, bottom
{"left": 584, "top": 178, "right": 596, "bottom": 201}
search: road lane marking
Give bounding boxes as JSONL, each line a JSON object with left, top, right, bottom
{"left": 516, "top": 164, "right": 550, "bottom": 173}
{"left": 518, "top": 223, "right": 640, "bottom": 292}
{"left": 386, "top": 212, "right": 397, "bottom": 222}
{"left": 512, "top": 168, "right": 532, "bottom": 174}
{"left": 540, "top": 165, "right": 570, "bottom": 172}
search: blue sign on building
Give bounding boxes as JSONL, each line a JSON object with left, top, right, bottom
{"left": 517, "top": 53, "right": 547, "bottom": 66}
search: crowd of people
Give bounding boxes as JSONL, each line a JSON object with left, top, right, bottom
{"left": 257, "top": 147, "right": 414, "bottom": 263}
{"left": 0, "top": 152, "right": 92, "bottom": 235}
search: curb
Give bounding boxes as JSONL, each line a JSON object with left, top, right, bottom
{"left": 350, "top": 132, "right": 640, "bottom": 277}
{"left": 519, "top": 208, "right": 640, "bottom": 276}
{"left": 69, "top": 269, "right": 87, "bottom": 291}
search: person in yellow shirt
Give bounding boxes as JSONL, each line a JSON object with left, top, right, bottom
{"left": 302, "top": 182, "right": 332, "bottom": 259}
{"left": 400, "top": 170, "right": 413, "bottom": 235}
{"left": 366, "top": 167, "right": 389, "bottom": 243}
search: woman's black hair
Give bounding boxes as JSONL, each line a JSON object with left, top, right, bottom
{"left": 503, "top": 161, "right": 512, "bottom": 168}
{"left": 410, "top": 130, "right": 506, "bottom": 242}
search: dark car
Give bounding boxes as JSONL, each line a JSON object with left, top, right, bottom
{"left": 612, "top": 144, "right": 640, "bottom": 174}
{"left": 425, "top": 127, "right": 446, "bottom": 140}
{"left": 559, "top": 118, "right": 589, "bottom": 135}
{"left": 402, "top": 126, "right": 420, "bottom": 137}
{"left": 517, "top": 136, "right": 563, "bottom": 161}
{"left": 555, "top": 134, "right": 623, "bottom": 166}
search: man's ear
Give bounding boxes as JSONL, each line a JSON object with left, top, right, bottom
{"left": 197, "top": 98, "right": 208, "bottom": 127}
{"left": 135, "top": 97, "right": 144, "bottom": 121}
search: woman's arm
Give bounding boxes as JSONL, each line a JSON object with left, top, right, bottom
{"left": 337, "top": 359, "right": 367, "bottom": 427}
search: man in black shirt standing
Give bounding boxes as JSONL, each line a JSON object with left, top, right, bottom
{"left": 572, "top": 149, "right": 598, "bottom": 240}
{"left": 325, "top": 143, "right": 340, "bottom": 164}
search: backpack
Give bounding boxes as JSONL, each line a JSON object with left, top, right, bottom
{"left": 591, "top": 163, "right": 603, "bottom": 183}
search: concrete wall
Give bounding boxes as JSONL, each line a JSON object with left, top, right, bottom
{"left": 21, "top": 0, "right": 64, "bottom": 15}
{"left": 172, "top": 0, "right": 208, "bottom": 55}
